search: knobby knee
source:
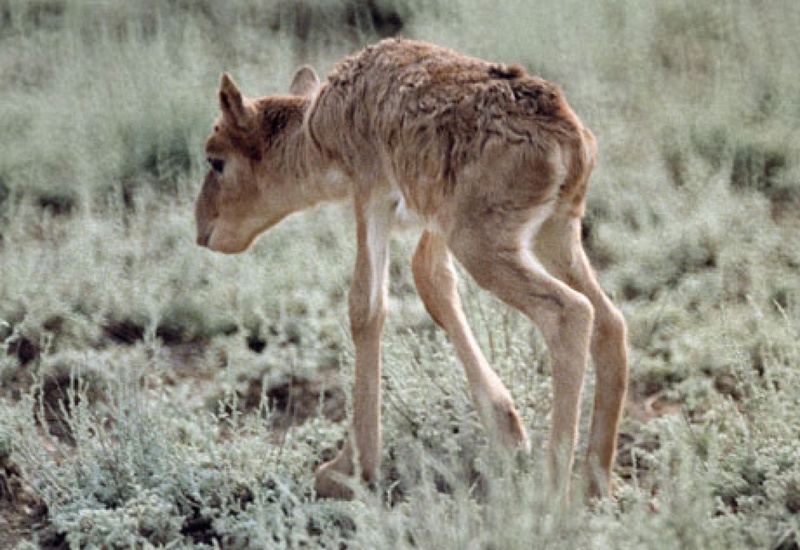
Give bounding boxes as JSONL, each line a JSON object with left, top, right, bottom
{"left": 349, "top": 294, "right": 388, "bottom": 340}
{"left": 592, "top": 302, "right": 628, "bottom": 356}
{"left": 591, "top": 303, "right": 629, "bottom": 388}
{"left": 561, "top": 292, "right": 595, "bottom": 341}
{"left": 599, "top": 304, "right": 627, "bottom": 343}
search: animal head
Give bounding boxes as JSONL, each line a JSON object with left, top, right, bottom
{"left": 195, "top": 67, "right": 321, "bottom": 254}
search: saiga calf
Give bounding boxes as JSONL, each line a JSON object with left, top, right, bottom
{"left": 195, "top": 38, "right": 628, "bottom": 500}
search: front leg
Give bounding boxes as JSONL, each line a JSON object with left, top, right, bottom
{"left": 315, "top": 193, "right": 394, "bottom": 499}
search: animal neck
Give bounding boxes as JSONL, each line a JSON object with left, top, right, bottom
{"left": 281, "top": 103, "right": 351, "bottom": 207}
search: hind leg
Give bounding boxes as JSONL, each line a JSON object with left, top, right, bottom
{"left": 535, "top": 207, "right": 629, "bottom": 498}
{"left": 448, "top": 207, "right": 594, "bottom": 493}
{"left": 412, "top": 230, "right": 528, "bottom": 449}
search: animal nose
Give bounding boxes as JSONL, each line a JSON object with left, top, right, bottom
{"left": 197, "top": 231, "right": 211, "bottom": 247}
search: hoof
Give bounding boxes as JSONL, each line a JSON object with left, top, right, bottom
{"left": 493, "top": 402, "right": 530, "bottom": 451}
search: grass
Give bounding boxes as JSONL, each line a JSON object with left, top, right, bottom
{"left": 0, "top": 0, "right": 799, "bottom": 547}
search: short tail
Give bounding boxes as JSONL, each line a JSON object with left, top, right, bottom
{"left": 558, "top": 126, "right": 597, "bottom": 218}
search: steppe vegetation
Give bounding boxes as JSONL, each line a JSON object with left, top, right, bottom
{"left": 0, "top": 0, "right": 798, "bottom": 547}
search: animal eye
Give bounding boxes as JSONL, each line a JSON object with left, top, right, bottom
{"left": 207, "top": 158, "right": 225, "bottom": 173}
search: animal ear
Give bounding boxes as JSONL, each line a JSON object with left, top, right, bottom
{"left": 219, "top": 73, "right": 251, "bottom": 128}
{"left": 289, "top": 65, "right": 320, "bottom": 96}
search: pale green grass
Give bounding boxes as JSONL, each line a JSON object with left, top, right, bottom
{"left": 1, "top": 0, "right": 799, "bottom": 547}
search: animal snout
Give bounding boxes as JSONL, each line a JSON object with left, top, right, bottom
{"left": 197, "top": 230, "right": 211, "bottom": 247}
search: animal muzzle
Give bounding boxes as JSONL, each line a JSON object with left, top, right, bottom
{"left": 196, "top": 229, "right": 212, "bottom": 247}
